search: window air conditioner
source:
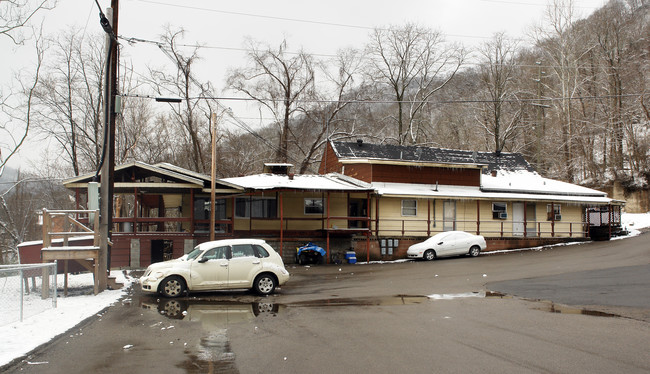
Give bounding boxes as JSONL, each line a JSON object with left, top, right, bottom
{"left": 554, "top": 214, "right": 562, "bottom": 220}
{"left": 499, "top": 212, "right": 508, "bottom": 219}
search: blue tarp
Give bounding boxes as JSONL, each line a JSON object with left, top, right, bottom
{"left": 297, "top": 242, "right": 326, "bottom": 257}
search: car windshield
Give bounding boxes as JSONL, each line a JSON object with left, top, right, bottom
{"left": 185, "top": 247, "right": 203, "bottom": 261}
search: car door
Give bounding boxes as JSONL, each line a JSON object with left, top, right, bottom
{"left": 227, "top": 244, "right": 263, "bottom": 287}
{"left": 190, "top": 245, "right": 230, "bottom": 290}
{"left": 453, "top": 233, "right": 473, "bottom": 255}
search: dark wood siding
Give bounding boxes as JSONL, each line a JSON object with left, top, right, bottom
{"left": 369, "top": 164, "right": 480, "bottom": 186}
{"left": 343, "top": 164, "right": 373, "bottom": 182}
{"left": 111, "top": 239, "right": 131, "bottom": 267}
{"left": 318, "top": 142, "right": 343, "bottom": 174}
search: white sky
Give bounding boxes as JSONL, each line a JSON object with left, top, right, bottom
{"left": 1, "top": 0, "right": 608, "bottom": 169}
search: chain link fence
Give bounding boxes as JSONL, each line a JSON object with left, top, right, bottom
{"left": 0, "top": 262, "right": 58, "bottom": 326}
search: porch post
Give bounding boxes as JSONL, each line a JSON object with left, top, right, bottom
{"left": 608, "top": 204, "right": 612, "bottom": 239}
{"left": 134, "top": 187, "right": 139, "bottom": 234}
{"left": 326, "top": 191, "right": 331, "bottom": 264}
{"left": 551, "top": 202, "right": 555, "bottom": 237}
{"left": 366, "top": 232, "right": 370, "bottom": 263}
{"left": 230, "top": 196, "right": 235, "bottom": 236}
{"left": 427, "top": 200, "right": 431, "bottom": 236}
{"left": 476, "top": 200, "right": 480, "bottom": 235}
{"left": 189, "top": 188, "right": 194, "bottom": 236}
{"left": 523, "top": 202, "right": 527, "bottom": 238}
{"left": 279, "top": 192, "right": 284, "bottom": 258}
{"left": 375, "top": 196, "right": 380, "bottom": 237}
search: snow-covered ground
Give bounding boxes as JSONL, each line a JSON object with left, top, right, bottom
{"left": 1, "top": 212, "right": 649, "bottom": 368}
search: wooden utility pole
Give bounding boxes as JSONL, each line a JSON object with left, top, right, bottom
{"left": 99, "top": 0, "right": 119, "bottom": 291}
{"left": 210, "top": 112, "right": 217, "bottom": 241}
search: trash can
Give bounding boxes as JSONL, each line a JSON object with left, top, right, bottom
{"left": 345, "top": 251, "right": 357, "bottom": 264}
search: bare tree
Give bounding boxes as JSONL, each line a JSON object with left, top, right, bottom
{"left": 294, "top": 48, "right": 366, "bottom": 173}
{"left": 227, "top": 38, "right": 315, "bottom": 164}
{"left": 32, "top": 29, "right": 106, "bottom": 176}
{"left": 0, "top": 0, "right": 55, "bottom": 44}
{"left": 0, "top": 32, "right": 44, "bottom": 172}
{"left": 365, "top": 23, "right": 465, "bottom": 145}
{"left": 148, "top": 28, "right": 212, "bottom": 173}
{"left": 477, "top": 32, "right": 522, "bottom": 153}
{"left": 534, "top": 0, "right": 595, "bottom": 181}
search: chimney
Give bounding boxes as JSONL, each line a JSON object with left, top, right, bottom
{"left": 288, "top": 173, "right": 294, "bottom": 180}
{"left": 357, "top": 139, "right": 363, "bottom": 146}
{"left": 491, "top": 170, "right": 497, "bottom": 177}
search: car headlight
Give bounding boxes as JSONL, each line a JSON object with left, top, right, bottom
{"left": 149, "top": 271, "right": 165, "bottom": 280}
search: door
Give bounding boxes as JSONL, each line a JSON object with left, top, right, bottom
{"left": 227, "top": 244, "right": 263, "bottom": 287}
{"left": 526, "top": 204, "right": 537, "bottom": 236}
{"left": 513, "top": 203, "right": 524, "bottom": 236}
{"left": 191, "top": 245, "right": 230, "bottom": 290}
{"left": 348, "top": 199, "right": 368, "bottom": 228}
{"left": 443, "top": 201, "right": 456, "bottom": 231}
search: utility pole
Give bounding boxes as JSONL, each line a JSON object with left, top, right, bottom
{"left": 99, "top": 0, "right": 119, "bottom": 291}
{"left": 210, "top": 112, "right": 217, "bottom": 241}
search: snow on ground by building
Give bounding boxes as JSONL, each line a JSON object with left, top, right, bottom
{"left": 0, "top": 271, "right": 133, "bottom": 368}
{"left": 1, "top": 212, "right": 649, "bottom": 368}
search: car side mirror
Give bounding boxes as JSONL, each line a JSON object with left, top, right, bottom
{"left": 198, "top": 257, "right": 209, "bottom": 263}
{"left": 437, "top": 242, "right": 443, "bottom": 245}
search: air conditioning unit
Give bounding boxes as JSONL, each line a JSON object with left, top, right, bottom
{"left": 554, "top": 214, "right": 562, "bottom": 221}
{"left": 499, "top": 212, "right": 508, "bottom": 219}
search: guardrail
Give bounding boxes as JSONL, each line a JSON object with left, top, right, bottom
{"left": 0, "top": 262, "right": 57, "bottom": 325}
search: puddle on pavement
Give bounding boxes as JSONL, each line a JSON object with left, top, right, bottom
{"left": 288, "top": 294, "right": 429, "bottom": 307}
{"left": 177, "top": 330, "right": 238, "bottom": 374}
{"left": 538, "top": 301, "right": 621, "bottom": 318}
{"left": 140, "top": 297, "right": 279, "bottom": 374}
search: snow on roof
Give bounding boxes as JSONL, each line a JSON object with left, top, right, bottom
{"left": 373, "top": 181, "right": 613, "bottom": 204}
{"left": 373, "top": 170, "right": 613, "bottom": 204}
{"left": 481, "top": 170, "right": 608, "bottom": 197}
{"left": 222, "top": 173, "right": 372, "bottom": 191}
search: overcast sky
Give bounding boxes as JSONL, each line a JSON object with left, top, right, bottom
{"left": 1, "top": 0, "right": 608, "bottom": 169}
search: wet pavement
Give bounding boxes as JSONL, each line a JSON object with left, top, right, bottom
{"left": 4, "top": 232, "right": 650, "bottom": 373}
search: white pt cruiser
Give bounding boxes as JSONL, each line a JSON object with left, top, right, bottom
{"left": 141, "top": 239, "right": 290, "bottom": 297}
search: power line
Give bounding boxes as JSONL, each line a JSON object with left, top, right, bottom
{"left": 120, "top": 92, "right": 647, "bottom": 106}
{"left": 119, "top": 35, "right": 612, "bottom": 71}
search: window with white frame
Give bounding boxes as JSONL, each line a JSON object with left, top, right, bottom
{"left": 304, "top": 198, "right": 324, "bottom": 215}
{"left": 235, "top": 197, "right": 277, "bottom": 218}
{"left": 492, "top": 202, "right": 507, "bottom": 219}
{"left": 401, "top": 199, "right": 417, "bottom": 216}
{"left": 547, "top": 204, "right": 561, "bottom": 220}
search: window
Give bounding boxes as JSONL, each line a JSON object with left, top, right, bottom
{"left": 304, "top": 198, "right": 324, "bottom": 215}
{"left": 401, "top": 199, "right": 417, "bottom": 216}
{"left": 380, "top": 239, "right": 399, "bottom": 256}
{"left": 253, "top": 244, "right": 270, "bottom": 258}
{"left": 547, "top": 204, "right": 561, "bottom": 220}
{"left": 492, "top": 202, "right": 507, "bottom": 219}
{"left": 235, "top": 197, "right": 277, "bottom": 218}
{"left": 202, "top": 246, "right": 229, "bottom": 260}
{"left": 232, "top": 244, "right": 257, "bottom": 258}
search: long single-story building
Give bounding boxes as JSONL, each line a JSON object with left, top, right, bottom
{"left": 19, "top": 141, "right": 623, "bottom": 268}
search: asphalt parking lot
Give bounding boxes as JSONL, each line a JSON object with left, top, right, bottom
{"left": 5, "top": 232, "right": 650, "bottom": 373}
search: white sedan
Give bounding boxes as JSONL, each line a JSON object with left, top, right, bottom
{"left": 141, "top": 238, "right": 290, "bottom": 297}
{"left": 407, "top": 231, "right": 487, "bottom": 261}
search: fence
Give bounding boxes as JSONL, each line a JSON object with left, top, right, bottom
{"left": 0, "top": 262, "right": 58, "bottom": 326}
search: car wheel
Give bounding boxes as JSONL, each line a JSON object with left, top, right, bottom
{"left": 299, "top": 253, "right": 307, "bottom": 265}
{"left": 316, "top": 254, "right": 324, "bottom": 265}
{"left": 423, "top": 249, "right": 435, "bottom": 261}
{"left": 253, "top": 273, "right": 277, "bottom": 295}
{"left": 160, "top": 275, "right": 186, "bottom": 298}
{"left": 469, "top": 245, "right": 481, "bottom": 257}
